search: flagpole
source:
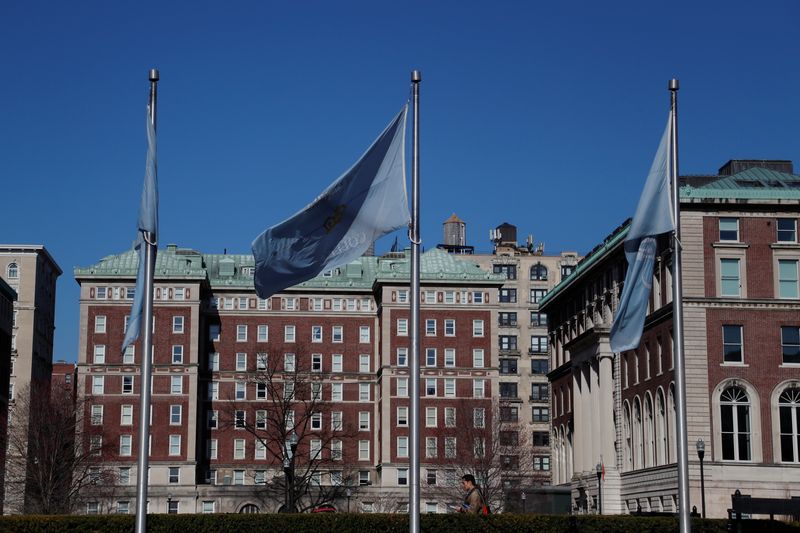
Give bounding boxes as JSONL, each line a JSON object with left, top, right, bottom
{"left": 135, "top": 68, "right": 159, "bottom": 533}
{"left": 668, "top": 78, "right": 691, "bottom": 533}
{"left": 409, "top": 69, "right": 421, "bottom": 533}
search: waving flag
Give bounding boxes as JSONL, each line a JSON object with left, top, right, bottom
{"left": 252, "top": 106, "right": 409, "bottom": 298}
{"left": 122, "top": 109, "right": 158, "bottom": 353}
{"left": 609, "top": 114, "right": 674, "bottom": 353}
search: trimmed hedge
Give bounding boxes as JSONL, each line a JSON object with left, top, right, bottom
{"left": 0, "top": 513, "right": 798, "bottom": 532}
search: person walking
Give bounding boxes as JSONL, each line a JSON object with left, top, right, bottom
{"left": 459, "top": 474, "right": 486, "bottom": 514}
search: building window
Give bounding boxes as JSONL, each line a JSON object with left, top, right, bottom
{"left": 202, "top": 501, "right": 215, "bottom": 514}
{"left": 397, "top": 406, "right": 408, "bottom": 427}
{"left": 360, "top": 326, "right": 370, "bottom": 343}
{"left": 473, "top": 379, "right": 485, "bottom": 398}
{"left": 532, "top": 431, "right": 550, "bottom": 447}
{"left": 530, "top": 289, "right": 547, "bottom": 304}
{"left": 720, "top": 258, "right": 741, "bottom": 297}
{"left": 332, "top": 411, "right": 343, "bottom": 431}
{"left": 530, "top": 263, "right": 548, "bottom": 281}
{"left": 397, "top": 290, "right": 409, "bottom": 303}
{"left": 93, "top": 345, "right": 106, "bottom": 364}
{"left": 444, "top": 348, "right": 455, "bottom": 368}
{"left": 561, "top": 264, "right": 576, "bottom": 277}
{"left": 445, "top": 437, "right": 457, "bottom": 459}
{"left": 256, "top": 352, "right": 267, "bottom": 371}
{"left": 473, "top": 320, "right": 484, "bottom": 337}
{"left": 359, "top": 354, "right": 370, "bottom": 373}
{"left": 444, "top": 319, "right": 456, "bottom": 336}
{"left": 473, "top": 291, "right": 484, "bottom": 303}
{"left": 531, "top": 383, "right": 549, "bottom": 401}
{"left": 500, "top": 405, "right": 519, "bottom": 422}
{"left": 208, "top": 352, "right": 219, "bottom": 371}
{"left": 531, "top": 359, "right": 549, "bottom": 374}
{"left": 778, "top": 260, "right": 799, "bottom": 299}
{"left": 498, "top": 312, "right": 517, "bottom": 327}
{"left": 168, "top": 467, "right": 180, "bottom": 484}
{"left": 6, "top": 262, "right": 19, "bottom": 279}
{"left": 445, "top": 407, "right": 456, "bottom": 427}
{"left": 782, "top": 327, "right": 800, "bottom": 364}
{"left": 172, "top": 316, "right": 184, "bottom": 334}
{"left": 426, "top": 437, "right": 438, "bottom": 458}
{"left": 170, "top": 405, "right": 182, "bottom": 425}
{"left": 328, "top": 353, "right": 342, "bottom": 373}
{"left": 493, "top": 264, "right": 517, "bottom": 280}
{"left": 722, "top": 325, "right": 743, "bottom": 363}
{"left": 169, "top": 435, "right": 181, "bottom": 456}
{"left": 90, "top": 405, "right": 103, "bottom": 425}
{"left": 172, "top": 345, "right": 183, "bottom": 364}
{"left": 358, "top": 440, "right": 370, "bottom": 461}
{"left": 236, "top": 325, "right": 247, "bottom": 342}
{"left": 331, "top": 440, "right": 343, "bottom": 460}
{"left": 123, "top": 345, "right": 135, "bottom": 365}
{"left": 779, "top": 387, "right": 800, "bottom": 462}
{"left": 256, "top": 410, "right": 267, "bottom": 429}
{"left": 257, "top": 324, "right": 268, "bottom": 342}
{"left": 530, "top": 335, "right": 548, "bottom": 353}
{"left": 473, "top": 349, "right": 485, "bottom": 368}
{"left": 332, "top": 383, "right": 343, "bottom": 402}
{"left": 285, "top": 353, "right": 296, "bottom": 372}
{"left": 719, "top": 217, "right": 739, "bottom": 241}
{"left": 426, "top": 406, "right": 437, "bottom": 428}
{"left": 332, "top": 325, "right": 343, "bottom": 343}
{"left": 426, "top": 378, "right": 437, "bottom": 397}
{"left": 397, "top": 437, "right": 409, "bottom": 458}
{"left": 235, "top": 352, "right": 247, "bottom": 371}
{"left": 284, "top": 325, "right": 295, "bottom": 343}
{"left": 359, "top": 411, "right": 370, "bottom": 430}
{"left": 171, "top": 376, "right": 183, "bottom": 394}
{"left": 396, "top": 378, "right": 408, "bottom": 397}
{"left": 208, "top": 381, "right": 219, "bottom": 400}
{"left": 397, "top": 319, "right": 408, "bottom": 336}
{"left": 499, "top": 335, "right": 517, "bottom": 351}
{"left": 778, "top": 218, "right": 798, "bottom": 243}
{"left": 473, "top": 408, "right": 485, "bottom": 428}
{"left": 398, "top": 468, "right": 408, "bottom": 486}
{"left": 425, "top": 319, "right": 436, "bottom": 336}
{"left": 396, "top": 347, "right": 408, "bottom": 366}
{"left": 500, "top": 382, "right": 518, "bottom": 399}
{"left": 95, "top": 315, "right": 107, "bottom": 334}
{"left": 499, "top": 358, "right": 518, "bottom": 375}
{"left": 426, "top": 348, "right": 437, "bottom": 367}
{"left": 233, "top": 470, "right": 245, "bottom": 485}
{"left": 533, "top": 456, "right": 551, "bottom": 471}
{"left": 359, "top": 383, "right": 371, "bottom": 402}
{"left": 207, "top": 410, "right": 218, "bottom": 429}
{"left": 531, "top": 312, "right": 547, "bottom": 327}
{"left": 119, "top": 435, "right": 132, "bottom": 456}
{"left": 121, "top": 375, "right": 133, "bottom": 394}
{"left": 499, "top": 288, "right": 517, "bottom": 303}
{"left": 721, "top": 386, "right": 751, "bottom": 461}
{"left": 532, "top": 407, "right": 550, "bottom": 422}
{"left": 312, "top": 353, "right": 323, "bottom": 372}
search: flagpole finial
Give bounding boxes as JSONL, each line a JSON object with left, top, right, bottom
{"left": 411, "top": 70, "right": 421, "bottom": 83}
{"left": 149, "top": 69, "right": 159, "bottom": 82}
{"left": 669, "top": 78, "right": 679, "bottom": 91}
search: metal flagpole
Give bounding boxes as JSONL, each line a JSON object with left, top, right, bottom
{"left": 135, "top": 68, "right": 159, "bottom": 533}
{"left": 409, "top": 69, "right": 421, "bottom": 533}
{"left": 668, "top": 78, "right": 691, "bottom": 533}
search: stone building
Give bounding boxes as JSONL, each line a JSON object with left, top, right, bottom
{"left": 539, "top": 161, "right": 800, "bottom": 517}
{"left": 73, "top": 246, "right": 517, "bottom": 514}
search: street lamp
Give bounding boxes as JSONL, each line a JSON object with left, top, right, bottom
{"left": 345, "top": 487, "right": 352, "bottom": 513}
{"left": 595, "top": 463, "right": 603, "bottom": 515}
{"left": 696, "top": 438, "right": 706, "bottom": 518}
{"left": 166, "top": 493, "right": 174, "bottom": 514}
{"left": 283, "top": 431, "right": 299, "bottom": 513}
{"left": 521, "top": 491, "right": 527, "bottom": 514}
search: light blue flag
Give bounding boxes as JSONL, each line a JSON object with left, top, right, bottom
{"left": 122, "top": 109, "right": 159, "bottom": 353}
{"left": 252, "top": 105, "right": 409, "bottom": 299}
{"left": 609, "top": 113, "right": 674, "bottom": 353}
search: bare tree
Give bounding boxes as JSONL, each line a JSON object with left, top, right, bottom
{"left": 2, "top": 382, "right": 114, "bottom": 514}
{"left": 423, "top": 400, "right": 537, "bottom": 513}
{"left": 221, "top": 343, "right": 361, "bottom": 512}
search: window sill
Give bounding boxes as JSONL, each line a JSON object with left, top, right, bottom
{"left": 771, "top": 243, "right": 800, "bottom": 249}
{"left": 721, "top": 362, "right": 749, "bottom": 367}
{"left": 712, "top": 242, "right": 749, "bottom": 249}
{"left": 779, "top": 363, "right": 800, "bottom": 368}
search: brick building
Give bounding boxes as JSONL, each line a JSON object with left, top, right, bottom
{"left": 539, "top": 161, "right": 800, "bottom": 517}
{"left": 74, "top": 246, "right": 515, "bottom": 514}
{"left": 0, "top": 278, "right": 16, "bottom": 514}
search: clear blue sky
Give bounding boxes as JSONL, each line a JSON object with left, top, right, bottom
{"left": 2, "top": 0, "right": 798, "bottom": 363}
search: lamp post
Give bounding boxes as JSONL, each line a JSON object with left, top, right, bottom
{"left": 166, "top": 493, "right": 173, "bottom": 514}
{"left": 283, "top": 431, "right": 299, "bottom": 513}
{"left": 346, "top": 487, "right": 352, "bottom": 513}
{"left": 696, "top": 438, "right": 706, "bottom": 518}
{"left": 595, "top": 463, "right": 603, "bottom": 515}
{"left": 521, "top": 490, "right": 527, "bottom": 514}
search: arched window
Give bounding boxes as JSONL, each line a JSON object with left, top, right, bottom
{"left": 655, "top": 389, "right": 667, "bottom": 465}
{"left": 239, "top": 504, "right": 259, "bottom": 513}
{"left": 779, "top": 387, "right": 800, "bottom": 463}
{"left": 623, "top": 402, "right": 632, "bottom": 471}
{"left": 668, "top": 384, "right": 676, "bottom": 462}
{"left": 721, "top": 386, "right": 751, "bottom": 461}
{"left": 6, "top": 262, "right": 18, "bottom": 279}
{"left": 644, "top": 394, "right": 655, "bottom": 467}
{"left": 530, "top": 263, "right": 548, "bottom": 281}
{"left": 633, "top": 397, "right": 643, "bottom": 469}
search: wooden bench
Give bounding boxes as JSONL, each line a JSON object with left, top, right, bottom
{"left": 728, "top": 491, "right": 800, "bottom": 523}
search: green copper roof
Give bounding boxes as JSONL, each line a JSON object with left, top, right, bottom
{"left": 682, "top": 168, "right": 800, "bottom": 200}
{"left": 75, "top": 246, "right": 504, "bottom": 290}
{"left": 74, "top": 246, "right": 207, "bottom": 280}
